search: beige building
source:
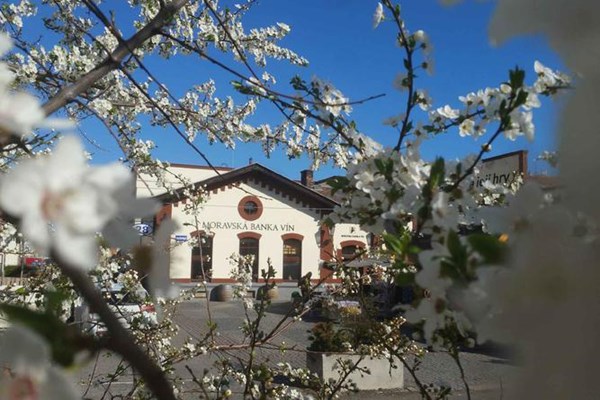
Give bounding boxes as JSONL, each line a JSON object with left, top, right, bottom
{"left": 137, "top": 163, "right": 371, "bottom": 284}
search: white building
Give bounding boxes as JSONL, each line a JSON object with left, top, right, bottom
{"left": 137, "top": 163, "right": 371, "bottom": 284}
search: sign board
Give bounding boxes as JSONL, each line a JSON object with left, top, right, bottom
{"left": 133, "top": 223, "right": 153, "bottom": 236}
{"left": 473, "top": 150, "right": 527, "bottom": 189}
{"left": 175, "top": 235, "right": 188, "bottom": 243}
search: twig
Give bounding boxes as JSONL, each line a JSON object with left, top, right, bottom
{"left": 450, "top": 348, "right": 471, "bottom": 400}
{"left": 82, "top": 351, "right": 101, "bottom": 398}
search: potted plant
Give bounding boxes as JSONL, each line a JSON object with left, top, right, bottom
{"left": 305, "top": 308, "right": 404, "bottom": 391}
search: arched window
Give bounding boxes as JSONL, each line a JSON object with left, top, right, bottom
{"left": 339, "top": 240, "right": 366, "bottom": 262}
{"left": 191, "top": 233, "right": 213, "bottom": 281}
{"left": 238, "top": 232, "right": 261, "bottom": 281}
{"left": 341, "top": 245, "right": 360, "bottom": 261}
{"left": 282, "top": 239, "right": 302, "bottom": 280}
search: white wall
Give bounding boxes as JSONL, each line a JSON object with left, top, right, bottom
{"left": 332, "top": 223, "right": 369, "bottom": 250}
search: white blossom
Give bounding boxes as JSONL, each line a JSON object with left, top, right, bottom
{"left": 0, "top": 33, "right": 63, "bottom": 137}
{"left": 458, "top": 118, "right": 475, "bottom": 137}
{"left": 0, "top": 326, "right": 79, "bottom": 400}
{"left": 373, "top": 3, "right": 384, "bottom": 29}
{"left": 0, "top": 136, "right": 154, "bottom": 269}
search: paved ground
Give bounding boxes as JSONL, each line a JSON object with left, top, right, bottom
{"left": 78, "top": 299, "right": 519, "bottom": 399}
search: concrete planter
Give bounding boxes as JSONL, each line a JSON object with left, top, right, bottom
{"left": 257, "top": 285, "right": 279, "bottom": 300}
{"left": 211, "top": 284, "right": 233, "bottom": 301}
{"left": 306, "top": 351, "right": 404, "bottom": 390}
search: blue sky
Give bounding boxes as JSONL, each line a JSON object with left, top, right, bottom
{"left": 66, "top": 1, "right": 567, "bottom": 180}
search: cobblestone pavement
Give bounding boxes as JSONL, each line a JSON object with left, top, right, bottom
{"left": 79, "top": 299, "right": 519, "bottom": 399}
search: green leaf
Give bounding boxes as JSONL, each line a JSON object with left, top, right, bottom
{"left": 327, "top": 176, "right": 350, "bottom": 193}
{"left": 509, "top": 66, "right": 525, "bottom": 89}
{"left": 374, "top": 158, "right": 386, "bottom": 174}
{"left": 499, "top": 99, "right": 508, "bottom": 114}
{"left": 383, "top": 233, "right": 405, "bottom": 255}
{"left": 407, "top": 245, "right": 421, "bottom": 254}
{"left": 383, "top": 228, "right": 413, "bottom": 255}
{"left": 514, "top": 89, "right": 529, "bottom": 108}
{"left": 45, "top": 290, "right": 70, "bottom": 316}
{"left": 394, "top": 269, "right": 415, "bottom": 286}
{"left": 0, "top": 304, "right": 95, "bottom": 367}
{"left": 445, "top": 230, "right": 469, "bottom": 281}
{"left": 426, "top": 157, "right": 445, "bottom": 194}
{"left": 446, "top": 230, "right": 463, "bottom": 260}
{"left": 231, "top": 80, "right": 242, "bottom": 90}
{"left": 467, "top": 233, "right": 507, "bottom": 264}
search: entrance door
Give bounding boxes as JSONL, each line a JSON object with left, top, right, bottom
{"left": 239, "top": 237, "right": 259, "bottom": 281}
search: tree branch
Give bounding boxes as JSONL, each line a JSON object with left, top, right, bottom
{"left": 56, "top": 257, "right": 177, "bottom": 400}
{"left": 41, "top": 0, "right": 190, "bottom": 116}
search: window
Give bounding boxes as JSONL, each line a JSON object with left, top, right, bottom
{"left": 282, "top": 239, "right": 302, "bottom": 280}
{"left": 239, "top": 236, "right": 260, "bottom": 281}
{"left": 341, "top": 245, "right": 360, "bottom": 261}
{"left": 339, "top": 240, "right": 366, "bottom": 262}
{"left": 238, "top": 196, "right": 263, "bottom": 221}
{"left": 191, "top": 235, "right": 213, "bottom": 281}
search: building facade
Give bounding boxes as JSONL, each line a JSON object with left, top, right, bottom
{"left": 137, "top": 163, "right": 371, "bottom": 283}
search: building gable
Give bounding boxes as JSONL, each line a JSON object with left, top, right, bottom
{"left": 158, "top": 163, "right": 338, "bottom": 216}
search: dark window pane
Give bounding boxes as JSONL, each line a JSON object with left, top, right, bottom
{"left": 191, "top": 236, "right": 213, "bottom": 281}
{"left": 244, "top": 201, "right": 258, "bottom": 215}
{"left": 341, "top": 245, "right": 360, "bottom": 261}
{"left": 282, "top": 239, "right": 302, "bottom": 280}
{"left": 239, "top": 237, "right": 259, "bottom": 280}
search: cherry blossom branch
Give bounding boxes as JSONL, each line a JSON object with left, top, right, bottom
{"left": 82, "top": 351, "right": 101, "bottom": 398}
{"left": 159, "top": 30, "right": 381, "bottom": 154}
{"left": 48, "top": 9, "right": 217, "bottom": 196}
{"left": 383, "top": 0, "right": 418, "bottom": 152}
{"left": 73, "top": 1, "right": 230, "bottom": 179}
{"left": 41, "top": 0, "right": 190, "bottom": 116}
{"left": 80, "top": 0, "right": 231, "bottom": 147}
{"left": 396, "top": 356, "right": 433, "bottom": 400}
{"left": 161, "top": 12, "right": 381, "bottom": 159}
{"left": 159, "top": 31, "right": 316, "bottom": 139}
{"left": 184, "top": 365, "right": 212, "bottom": 399}
{"left": 433, "top": 109, "right": 486, "bottom": 133}
{"left": 204, "top": 0, "right": 386, "bottom": 109}
{"left": 56, "top": 257, "right": 177, "bottom": 400}
{"left": 446, "top": 117, "right": 507, "bottom": 192}
{"left": 450, "top": 347, "right": 472, "bottom": 400}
